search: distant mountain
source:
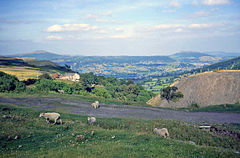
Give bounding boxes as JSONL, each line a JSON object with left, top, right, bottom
{"left": 9, "top": 50, "right": 65, "bottom": 60}
{"left": 206, "top": 52, "right": 240, "bottom": 57}
{"left": 172, "top": 52, "right": 212, "bottom": 58}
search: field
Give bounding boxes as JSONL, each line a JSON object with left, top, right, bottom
{"left": 0, "top": 102, "right": 239, "bottom": 157}
{"left": 140, "top": 76, "right": 177, "bottom": 94}
{"left": 0, "top": 66, "right": 42, "bottom": 81}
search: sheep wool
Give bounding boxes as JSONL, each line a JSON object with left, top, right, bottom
{"left": 154, "top": 128, "right": 169, "bottom": 138}
{"left": 91, "top": 101, "right": 100, "bottom": 109}
{"left": 39, "top": 112, "right": 62, "bottom": 125}
{"left": 88, "top": 117, "right": 96, "bottom": 124}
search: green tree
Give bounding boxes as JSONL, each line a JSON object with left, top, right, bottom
{"left": 80, "top": 72, "right": 99, "bottom": 85}
{"left": 0, "top": 71, "right": 26, "bottom": 92}
{"left": 39, "top": 73, "right": 52, "bottom": 80}
{"left": 161, "top": 86, "right": 183, "bottom": 103}
{"left": 92, "top": 87, "right": 112, "bottom": 99}
{"left": 136, "top": 90, "right": 152, "bottom": 102}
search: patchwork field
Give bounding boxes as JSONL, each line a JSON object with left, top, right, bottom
{"left": 0, "top": 66, "right": 42, "bottom": 81}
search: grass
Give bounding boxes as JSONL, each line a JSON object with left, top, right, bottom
{"left": 141, "top": 76, "right": 175, "bottom": 94}
{"left": 189, "top": 103, "right": 240, "bottom": 113}
{"left": 0, "top": 103, "right": 239, "bottom": 157}
{"left": 0, "top": 66, "right": 42, "bottom": 81}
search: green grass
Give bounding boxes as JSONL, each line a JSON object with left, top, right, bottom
{"left": 141, "top": 76, "right": 176, "bottom": 94}
{"left": 0, "top": 103, "right": 239, "bottom": 157}
{"left": 189, "top": 103, "right": 240, "bottom": 113}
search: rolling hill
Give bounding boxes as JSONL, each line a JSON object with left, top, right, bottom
{"left": 0, "top": 57, "right": 73, "bottom": 80}
{"left": 8, "top": 50, "right": 65, "bottom": 60}
{"left": 171, "top": 52, "right": 212, "bottom": 58}
{"left": 187, "top": 56, "right": 240, "bottom": 74}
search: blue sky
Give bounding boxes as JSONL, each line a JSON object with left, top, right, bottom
{"left": 0, "top": 0, "right": 239, "bottom": 56}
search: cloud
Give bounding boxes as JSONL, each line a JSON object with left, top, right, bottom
{"left": 154, "top": 24, "right": 184, "bottom": 29}
{"left": 190, "top": 11, "right": 211, "bottom": 18}
{"left": 46, "top": 35, "right": 63, "bottom": 40}
{"left": 85, "top": 14, "right": 98, "bottom": 19}
{"left": 45, "top": 24, "right": 98, "bottom": 32}
{"left": 110, "top": 34, "right": 131, "bottom": 39}
{"left": 202, "top": 0, "right": 230, "bottom": 5}
{"left": 150, "top": 23, "right": 216, "bottom": 34}
{"left": 103, "top": 11, "right": 112, "bottom": 16}
{"left": 96, "top": 30, "right": 109, "bottom": 34}
{"left": 169, "top": 0, "right": 181, "bottom": 7}
{"left": 192, "top": 0, "right": 199, "bottom": 5}
{"left": 188, "top": 23, "right": 214, "bottom": 29}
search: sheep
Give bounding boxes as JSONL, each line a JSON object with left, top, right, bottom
{"left": 39, "top": 112, "right": 62, "bottom": 125}
{"left": 88, "top": 116, "right": 96, "bottom": 124}
{"left": 91, "top": 101, "right": 100, "bottom": 109}
{"left": 58, "top": 90, "right": 64, "bottom": 94}
{"left": 154, "top": 128, "right": 169, "bottom": 138}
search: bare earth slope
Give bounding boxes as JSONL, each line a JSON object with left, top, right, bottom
{"left": 148, "top": 71, "right": 240, "bottom": 108}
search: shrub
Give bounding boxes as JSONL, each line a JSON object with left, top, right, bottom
{"left": 38, "top": 73, "right": 52, "bottom": 80}
{"left": 190, "top": 103, "right": 200, "bottom": 109}
{"left": 161, "top": 86, "right": 184, "bottom": 102}
{"left": 0, "top": 71, "right": 26, "bottom": 92}
{"left": 35, "top": 79, "right": 57, "bottom": 92}
{"left": 92, "top": 87, "right": 112, "bottom": 99}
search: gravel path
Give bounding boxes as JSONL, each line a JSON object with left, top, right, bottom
{"left": 1, "top": 96, "right": 240, "bottom": 124}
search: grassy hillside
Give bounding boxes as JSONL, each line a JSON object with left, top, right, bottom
{"left": 189, "top": 56, "right": 240, "bottom": 74}
{"left": 9, "top": 50, "right": 64, "bottom": 60}
{"left": 0, "top": 57, "right": 73, "bottom": 80}
{"left": 0, "top": 103, "right": 239, "bottom": 157}
{"left": 0, "top": 66, "right": 42, "bottom": 81}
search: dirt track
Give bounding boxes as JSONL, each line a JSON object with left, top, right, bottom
{"left": 1, "top": 96, "right": 240, "bottom": 124}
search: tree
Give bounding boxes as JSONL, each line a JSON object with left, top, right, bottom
{"left": 65, "top": 64, "right": 71, "bottom": 70}
{"left": 92, "top": 87, "right": 112, "bottom": 99}
{"left": 136, "top": 90, "right": 152, "bottom": 102}
{"left": 161, "top": 86, "right": 183, "bottom": 103}
{"left": 0, "top": 71, "right": 26, "bottom": 92}
{"left": 39, "top": 73, "right": 52, "bottom": 80}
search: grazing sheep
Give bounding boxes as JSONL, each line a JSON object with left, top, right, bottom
{"left": 39, "top": 112, "right": 62, "bottom": 125}
{"left": 91, "top": 101, "right": 100, "bottom": 109}
{"left": 58, "top": 90, "right": 64, "bottom": 94}
{"left": 154, "top": 128, "right": 169, "bottom": 138}
{"left": 88, "top": 116, "right": 96, "bottom": 124}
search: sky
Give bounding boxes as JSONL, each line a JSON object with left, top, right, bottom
{"left": 0, "top": 0, "right": 240, "bottom": 56}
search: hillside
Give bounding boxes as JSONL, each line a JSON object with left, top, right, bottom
{"left": 0, "top": 57, "right": 73, "bottom": 80}
{"left": 8, "top": 50, "right": 65, "bottom": 60}
{"left": 148, "top": 71, "right": 240, "bottom": 108}
{"left": 171, "top": 52, "right": 212, "bottom": 58}
{"left": 200, "top": 56, "right": 240, "bottom": 71}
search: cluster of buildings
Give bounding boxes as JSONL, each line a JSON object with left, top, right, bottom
{"left": 52, "top": 73, "right": 80, "bottom": 82}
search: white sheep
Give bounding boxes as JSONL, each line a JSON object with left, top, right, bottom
{"left": 88, "top": 116, "right": 96, "bottom": 124}
{"left": 154, "top": 128, "right": 169, "bottom": 138}
{"left": 39, "top": 112, "right": 63, "bottom": 125}
{"left": 91, "top": 101, "right": 100, "bottom": 109}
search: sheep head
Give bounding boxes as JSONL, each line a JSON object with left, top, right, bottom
{"left": 153, "top": 128, "right": 158, "bottom": 132}
{"left": 39, "top": 113, "right": 45, "bottom": 117}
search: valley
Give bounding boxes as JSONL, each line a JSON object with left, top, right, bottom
{"left": 9, "top": 51, "right": 240, "bottom": 94}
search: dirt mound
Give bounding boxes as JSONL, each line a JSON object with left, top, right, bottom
{"left": 148, "top": 71, "right": 240, "bottom": 108}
